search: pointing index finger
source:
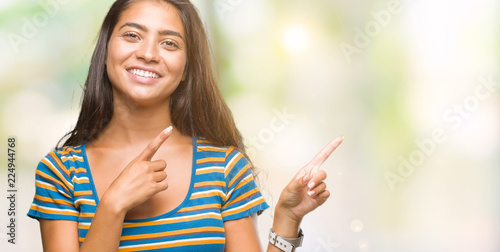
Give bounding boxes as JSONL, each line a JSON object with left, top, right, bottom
{"left": 309, "top": 136, "right": 344, "bottom": 174}
{"left": 138, "top": 126, "right": 173, "bottom": 161}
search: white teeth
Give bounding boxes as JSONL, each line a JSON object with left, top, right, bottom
{"left": 128, "top": 69, "right": 160, "bottom": 78}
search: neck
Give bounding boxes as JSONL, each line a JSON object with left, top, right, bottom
{"left": 93, "top": 96, "right": 182, "bottom": 147}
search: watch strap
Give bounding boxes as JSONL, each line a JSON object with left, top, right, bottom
{"left": 268, "top": 228, "right": 304, "bottom": 252}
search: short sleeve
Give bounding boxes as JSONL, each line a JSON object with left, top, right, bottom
{"left": 221, "top": 148, "right": 269, "bottom": 222}
{"left": 27, "top": 151, "right": 79, "bottom": 221}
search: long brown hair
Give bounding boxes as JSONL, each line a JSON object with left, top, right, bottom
{"left": 58, "top": 0, "right": 247, "bottom": 157}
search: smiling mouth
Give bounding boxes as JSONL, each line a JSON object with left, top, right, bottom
{"left": 127, "top": 68, "right": 161, "bottom": 79}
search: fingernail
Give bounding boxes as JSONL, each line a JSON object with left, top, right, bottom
{"left": 302, "top": 174, "right": 310, "bottom": 183}
{"left": 163, "top": 126, "right": 173, "bottom": 134}
{"left": 308, "top": 190, "right": 315, "bottom": 196}
{"left": 308, "top": 181, "right": 315, "bottom": 189}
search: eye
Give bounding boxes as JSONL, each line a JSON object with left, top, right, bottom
{"left": 162, "top": 40, "right": 179, "bottom": 49}
{"left": 123, "top": 32, "right": 140, "bottom": 40}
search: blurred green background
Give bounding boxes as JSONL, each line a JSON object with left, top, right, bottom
{"left": 1, "top": 0, "right": 499, "bottom": 251}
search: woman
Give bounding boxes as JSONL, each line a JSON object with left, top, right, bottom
{"left": 27, "top": 0, "right": 343, "bottom": 251}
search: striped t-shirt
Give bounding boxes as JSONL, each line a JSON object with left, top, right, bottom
{"left": 28, "top": 138, "right": 269, "bottom": 251}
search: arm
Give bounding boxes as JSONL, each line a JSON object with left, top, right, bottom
{"left": 39, "top": 201, "right": 126, "bottom": 252}
{"left": 223, "top": 213, "right": 300, "bottom": 252}
{"left": 39, "top": 127, "right": 173, "bottom": 252}
{"left": 267, "top": 136, "right": 343, "bottom": 251}
{"left": 39, "top": 220, "right": 79, "bottom": 252}
{"left": 224, "top": 214, "right": 262, "bottom": 251}
{"left": 225, "top": 137, "right": 343, "bottom": 252}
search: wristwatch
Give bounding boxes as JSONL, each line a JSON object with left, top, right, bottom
{"left": 268, "top": 228, "right": 304, "bottom": 252}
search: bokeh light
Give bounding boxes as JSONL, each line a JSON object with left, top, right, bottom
{"left": 281, "top": 22, "right": 311, "bottom": 55}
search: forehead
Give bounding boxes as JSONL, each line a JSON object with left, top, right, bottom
{"left": 115, "top": 0, "right": 185, "bottom": 36}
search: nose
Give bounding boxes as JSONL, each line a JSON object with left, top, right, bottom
{"left": 136, "top": 38, "right": 160, "bottom": 63}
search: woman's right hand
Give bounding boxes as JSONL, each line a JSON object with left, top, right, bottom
{"left": 101, "top": 126, "right": 173, "bottom": 214}
{"left": 40, "top": 127, "right": 174, "bottom": 252}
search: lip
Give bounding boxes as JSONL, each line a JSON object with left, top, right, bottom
{"left": 125, "top": 65, "right": 163, "bottom": 84}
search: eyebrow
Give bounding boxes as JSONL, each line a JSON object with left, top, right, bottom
{"left": 119, "top": 22, "right": 184, "bottom": 41}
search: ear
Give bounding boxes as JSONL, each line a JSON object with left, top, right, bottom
{"left": 181, "top": 70, "right": 187, "bottom": 81}
{"left": 181, "top": 62, "right": 187, "bottom": 81}
{"left": 181, "top": 54, "right": 188, "bottom": 81}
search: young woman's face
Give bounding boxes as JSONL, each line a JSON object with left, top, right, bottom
{"left": 106, "top": 0, "right": 186, "bottom": 107}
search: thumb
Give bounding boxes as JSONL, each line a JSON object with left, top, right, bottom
{"left": 288, "top": 168, "right": 310, "bottom": 193}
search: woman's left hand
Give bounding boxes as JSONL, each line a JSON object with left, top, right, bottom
{"left": 276, "top": 136, "right": 343, "bottom": 223}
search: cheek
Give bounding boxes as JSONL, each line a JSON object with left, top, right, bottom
{"left": 106, "top": 40, "right": 130, "bottom": 67}
{"left": 164, "top": 52, "right": 187, "bottom": 75}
